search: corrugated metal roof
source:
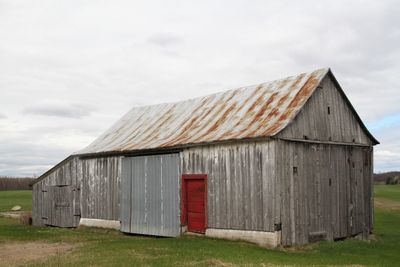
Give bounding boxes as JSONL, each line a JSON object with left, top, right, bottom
{"left": 75, "top": 68, "right": 329, "bottom": 155}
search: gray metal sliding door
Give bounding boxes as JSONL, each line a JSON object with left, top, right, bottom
{"left": 121, "top": 154, "right": 180, "bottom": 237}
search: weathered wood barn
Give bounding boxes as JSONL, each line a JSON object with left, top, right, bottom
{"left": 32, "top": 68, "right": 378, "bottom": 247}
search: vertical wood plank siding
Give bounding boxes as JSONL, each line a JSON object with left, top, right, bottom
{"left": 277, "top": 140, "right": 373, "bottom": 246}
{"left": 181, "top": 141, "right": 278, "bottom": 232}
{"left": 276, "top": 73, "right": 374, "bottom": 245}
{"left": 278, "top": 76, "right": 372, "bottom": 145}
{"left": 81, "top": 157, "right": 121, "bottom": 220}
{"left": 32, "top": 156, "right": 122, "bottom": 226}
{"left": 32, "top": 157, "right": 82, "bottom": 227}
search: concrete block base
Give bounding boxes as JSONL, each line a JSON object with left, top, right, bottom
{"left": 79, "top": 218, "right": 120, "bottom": 230}
{"left": 205, "top": 228, "right": 281, "bottom": 248}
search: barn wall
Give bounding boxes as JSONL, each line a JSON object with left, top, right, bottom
{"left": 278, "top": 75, "right": 372, "bottom": 145}
{"left": 32, "top": 157, "right": 82, "bottom": 227}
{"left": 277, "top": 140, "right": 373, "bottom": 246}
{"left": 181, "top": 140, "right": 279, "bottom": 232}
{"left": 81, "top": 156, "right": 122, "bottom": 220}
{"left": 32, "top": 156, "right": 122, "bottom": 226}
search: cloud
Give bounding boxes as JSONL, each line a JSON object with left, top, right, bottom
{"left": 23, "top": 104, "right": 95, "bottom": 119}
{"left": 147, "top": 32, "right": 183, "bottom": 47}
{"left": 374, "top": 148, "right": 400, "bottom": 172}
{"left": 0, "top": 0, "right": 399, "bottom": 175}
{"left": 372, "top": 122, "right": 400, "bottom": 172}
{"left": 0, "top": 113, "right": 6, "bottom": 119}
{"left": 0, "top": 141, "right": 71, "bottom": 177}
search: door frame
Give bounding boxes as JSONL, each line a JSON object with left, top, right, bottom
{"left": 181, "top": 174, "right": 208, "bottom": 231}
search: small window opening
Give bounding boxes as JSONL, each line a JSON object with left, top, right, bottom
{"left": 329, "top": 178, "right": 332, "bottom": 186}
{"left": 327, "top": 106, "right": 331, "bottom": 115}
{"left": 303, "top": 135, "right": 308, "bottom": 140}
{"left": 293, "top": 166, "right": 298, "bottom": 175}
{"left": 352, "top": 138, "right": 356, "bottom": 143}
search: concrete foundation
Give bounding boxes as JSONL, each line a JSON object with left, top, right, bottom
{"left": 205, "top": 228, "right": 281, "bottom": 248}
{"left": 181, "top": 225, "right": 188, "bottom": 233}
{"left": 79, "top": 218, "right": 120, "bottom": 230}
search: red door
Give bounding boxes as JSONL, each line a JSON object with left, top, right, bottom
{"left": 181, "top": 175, "right": 207, "bottom": 234}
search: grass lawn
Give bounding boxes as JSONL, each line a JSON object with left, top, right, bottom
{"left": 0, "top": 186, "right": 399, "bottom": 266}
{"left": 0, "top": 190, "right": 32, "bottom": 212}
{"left": 374, "top": 184, "right": 400, "bottom": 202}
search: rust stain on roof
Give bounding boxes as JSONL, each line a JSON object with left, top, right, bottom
{"left": 262, "top": 74, "right": 320, "bottom": 136}
{"left": 196, "top": 101, "right": 238, "bottom": 142}
{"left": 75, "top": 68, "right": 330, "bottom": 155}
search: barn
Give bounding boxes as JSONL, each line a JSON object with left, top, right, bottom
{"left": 32, "top": 68, "right": 378, "bottom": 247}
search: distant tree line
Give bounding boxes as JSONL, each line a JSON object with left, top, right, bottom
{"left": 374, "top": 171, "right": 400, "bottom": 185}
{"left": 0, "top": 177, "right": 35, "bottom": 191}
{"left": 386, "top": 176, "right": 400, "bottom": 185}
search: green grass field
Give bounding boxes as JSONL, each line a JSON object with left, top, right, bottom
{"left": 0, "top": 190, "right": 32, "bottom": 212}
{"left": 0, "top": 186, "right": 399, "bottom": 266}
{"left": 374, "top": 184, "right": 400, "bottom": 202}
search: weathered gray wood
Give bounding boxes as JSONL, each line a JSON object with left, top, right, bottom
{"left": 32, "top": 156, "right": 121, "bottom": 227}
{"left": 278, "top": 75, "right": 372, "bottom": 145}
{"left": 32, "top": 157, "right": 80, "bottom": 227}
{"left": 181, "top": 140, "right": 277, "bottom": 232}
{"left": 42, "top": 185, "right": 76, "bottom": 227}
{"left": 80, "top": 156, "right": 121, "bottom": 220}
{"left": 277, "top": 140, "right": 373, "bottom": 246}
{"left": 32, "top": 183, "right": 42, "bottom": 226}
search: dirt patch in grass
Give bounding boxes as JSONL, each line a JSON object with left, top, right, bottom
{"left": 0, "top": 241, "right": 74, "bottom": 266}
{"left": 0, "top": 211, "right": 30, "bottom": 220}
{"left": 184, "top": 258, "right": 238, "bottom": 266}
{"left": 128, "top": 249, "right": 159, "bottom": 260}
{"left": 189, "top": 259, "right": 279, "bottom": 267}
{"left": 204, "top": 258, "right": 237, "bottom": 266}
{"left": 374, "top": 197, "right": 400, "bottom": 212}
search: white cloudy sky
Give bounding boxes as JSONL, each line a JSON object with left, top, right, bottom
{"left": 0, "top": 0, "right": 399, "bottom": 176}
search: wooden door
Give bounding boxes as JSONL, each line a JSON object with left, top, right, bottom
{"left": 44, "top": 185, "right": 80, "bottom": 227}
{"left": 181, "top": 174, "right": 207, "bottom": 234}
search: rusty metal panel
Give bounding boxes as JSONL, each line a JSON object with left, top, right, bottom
{"left": 121, "top": 154, "right": 180, "bottom": 237}
{"left": 75, "top": 69, "right": 329, "bottom": 155}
